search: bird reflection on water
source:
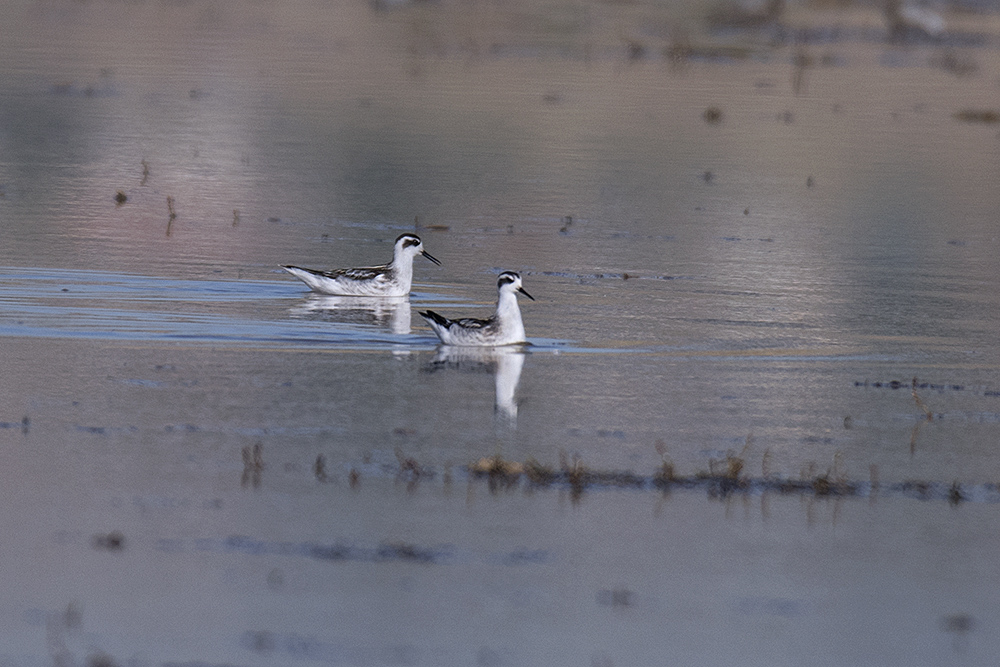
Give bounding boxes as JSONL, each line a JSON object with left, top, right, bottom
{"left": 428, "top": 345, "right": 527, "bottom": 427}
{"left": 289, "top": 294, "right": 413, "bottom": 335}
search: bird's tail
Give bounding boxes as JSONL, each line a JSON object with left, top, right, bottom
{"left": 418, "top": 310, "right": 451, "bottom": 327}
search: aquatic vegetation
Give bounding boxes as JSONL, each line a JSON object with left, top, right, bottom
{"left": 953, "top": 109, "right": 1000, "bottom": 124}
{"left": 703, "top": 106, "right": 723, "bottom": 124}
{"left": 376, "top": 541, "right": 437, "bottom": 563}
{"left": 900, "top": 480, "right": 931, "bottom": 499}
{"left": 395, "top": 448, "right": 424, "bottom": 478}
{"left": 655, "top": 440, "right": 675, "bottom": 483}
{"left": 166, "top": 196, "right": 177, "bottom": 236}
{"left": 91, "top": 531, "right": 125, "bottom": 552}
{"left": 241, "top": 443, "right": 264, "bottom": 488}
{"left": 0, "top": 415, "right": 30, "bottom": 434}
{"left": 596, "top": 587, "right": 635, "bottom": 608}
{"left": 624, "top": 39, "right": 645, "bottom": 62}
{"left": 455, "top": 443, "right": 988, "bottom": 504}
{"left": 560, "top": 450, "right": 595, "bottom": 501}
{"left": 792, "top": 48, "right": 811, "bottom": 95}
{"left": 394, "top": 449, "right": 428, "bottom": 493}
{"left": 761, "top": 448, "right": 774, "bottom": 479}
{"left": 226, "top": 534, "right": 451, "bottom": 565}
{"left": 469, "top": 455, "right": 524, "bottom": 493}
{"left": 912, "top": 377, "right": 934, "bottom": 420}
{"left": 948, "top": 481, "right": 964, "bottom": 506}
{"left": 524, "top": 457, "right": 558, "bottom": 485}
{"left": 314, "top": 454, "right": 328, "bottom": 482}
{"left": 470, "top": 454, "right": 524, "bottom": 477}
{"left": 725, "top": 450, "right": 745, "bottom": 480}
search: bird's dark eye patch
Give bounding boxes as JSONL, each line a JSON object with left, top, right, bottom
{"left": 498, "top": 275, "right": 515, "bottom": 286}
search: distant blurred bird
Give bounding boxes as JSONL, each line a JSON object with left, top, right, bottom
{"left": 885, "top": 0, "right": 945, "bottom": 41}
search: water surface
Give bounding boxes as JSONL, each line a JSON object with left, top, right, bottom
{"left": 2, "top": 0, "right": 1000, "bottom": 664}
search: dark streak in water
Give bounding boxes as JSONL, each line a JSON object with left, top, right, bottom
{"left": 317, "top": 455, "right": 1000, "bottom": 505}
{"left": 521, "top": 269, "right": 696, "bottom": 282}
{"left": 463, "top": 467, "right": 1000, "bottom": 504}
{"left": 857, "top": 379, "right": 975, "bottom": 394}
{"left": 147, "top": 534, "right": 552, "bottom": 568}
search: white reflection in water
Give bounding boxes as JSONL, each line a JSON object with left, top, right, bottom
{"left": 430, "top": 346, "right": 526, "bottom": 426}
{"left": 289, "top": 295, "right": 412, "bottom": 334}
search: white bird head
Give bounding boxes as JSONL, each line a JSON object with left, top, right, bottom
{"left": 497, "top": 271, "right": 534, "bottom": 301}
{"left": 395, "top": 234, "right": 441, "bottom": 266}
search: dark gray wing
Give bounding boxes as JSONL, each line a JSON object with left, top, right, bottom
{"left": 419, "top": 311, "right": 494, "bottom": 330}
{"left": 319, "top": 265, "right": 390, "bottom": 281}
{"left": 453, "top": 317, "right": 493, "bottom": 329}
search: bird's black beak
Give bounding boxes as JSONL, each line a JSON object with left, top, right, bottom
{"left": 518, "top": 286, "right": 535, "bottom": 301}
{"left": 422, "top": 250, "right": 442, "bottom": 266}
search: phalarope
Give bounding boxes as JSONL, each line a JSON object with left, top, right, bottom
{"left": 282, "top": 234, "right": 441, "bottom": 297}
{"left": 419, "top": 271, "right": 534, "bottom": 346}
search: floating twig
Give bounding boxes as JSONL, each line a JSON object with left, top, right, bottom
{"left": 166, "top": 196, "right": 177, "bottom": 236}
{"left": 241, "top": 443, "right": 264, "bottom": 488}
{"left": 655, "top": 440, "right": 675, "bottom": 484}
{"left": 948, "top": 481, "right": 964, "bottom": 506}
{"left": 314, "top": 454, "right": 328, "bottom": 483}
{"left": 792, "top": 47, "right": 812, "bottom": 95}
{"left": 912, "top": 377, "right": 934, "bottom": 420}
{"left": 395, "top": 448, "right": 424, "bottom": 480}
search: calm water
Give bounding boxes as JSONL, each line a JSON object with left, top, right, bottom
{"left": 2, "top": 0, "right": 1000, "bottom": 664}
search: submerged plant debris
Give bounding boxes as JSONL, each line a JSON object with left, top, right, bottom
{"left": 333, "top": 447, "right": 1000, "bottom": 505}
{"left": 223, "top": 535, "right": 453, "bottom": 565}
{"left": 953, "top": 109, "right": 1000, "bottom": 124}
{"left": 460, "top": 454, "right": 996, "bottom": 504}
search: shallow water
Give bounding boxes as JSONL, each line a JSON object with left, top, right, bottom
{"left": 2, "top": 0, "right": 1000, "bottom": 664}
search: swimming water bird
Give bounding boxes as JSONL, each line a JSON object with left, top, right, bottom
{"left": 885, "top": 0, "right": 945, "bottom": 41}
{"left": 282, "top": 234, "right": 440, "bottom": 297}
{"left": 419, "top": 272, "right": 534, "bottom": 346}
